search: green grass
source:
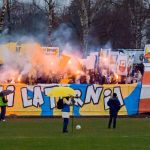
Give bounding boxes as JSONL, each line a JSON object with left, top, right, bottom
{"left": 0, "top": 117, "right": 150, "bottom": 150}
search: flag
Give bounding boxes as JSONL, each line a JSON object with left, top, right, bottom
{"left": 86, "top": 55, "right": 96, "bottom": 70}
{"left": 90, "top": 52, "right": 99, "bottom": 70}
{"left": 117, "top": 54, "right": 128, "bottom": 76}
{"left": 59, "top": 54, "right": 71, "bottom": 70}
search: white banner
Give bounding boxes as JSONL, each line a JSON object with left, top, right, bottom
{"left": 117, "top": 54, "right": 128, "bottom": 76}
{"left": 86, "top": 55, "right": 96, "bottom": 69}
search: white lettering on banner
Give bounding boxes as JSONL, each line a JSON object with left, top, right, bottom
{"left": 44, "top": 87, "right": 56, "bottom": 109}
{"left": 113, "top": 87, "right": 124, "bottom": 105}
{"left": 104, "top": 87, "right": 123, "bottom": 109}
{"left": 2, "top": 85, "right": 124, "bottom": 109}
{"left": 21, "top": 87, "right": 32, "bottom": 107}
{"left": 74, "top": 90, "right": 83, "bottom": 107}
{"left": 33, "top": 86, "right": 44, "bottom": 107}
{"left": 104, "top": 89, "right": 112, "bottom": 110}
{"left": 7, "top": 85, "right": 15, "bottom": 107}
{"left": 85, "top": 85, "right": 103, "bottom": 104}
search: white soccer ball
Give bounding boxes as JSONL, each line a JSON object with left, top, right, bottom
{"left": 76, "top": 125, "right": 81, "bottom": 130}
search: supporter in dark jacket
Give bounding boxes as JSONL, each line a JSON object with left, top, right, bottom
{"left": 107, "top": 93, "right": 121, "bottom": 129}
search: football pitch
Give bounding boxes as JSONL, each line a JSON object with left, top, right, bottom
{"left": 0, "top": 117, "right": 149, "bottom": 150}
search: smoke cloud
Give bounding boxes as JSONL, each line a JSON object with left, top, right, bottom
{"left": 0, "top": 23, "right": 82, "bottom": 83}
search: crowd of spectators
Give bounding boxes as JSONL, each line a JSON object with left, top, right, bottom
{"left": 10, "top": 63, "right": 143, "bottom": 85}
{"left": 0, "top": 62, "right": 144, "bottom": 85}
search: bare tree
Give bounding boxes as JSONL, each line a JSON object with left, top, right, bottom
{"left": 56, "top": 0, "right": 150, "bottom": 51}
{"left": 77, "top": 0, "right": 112, "bottom": 55}
{"left": 43, "top": 0, "right": 55, "bottom": 37}
{"left": 0, "top": 0, "right": 8, "bottom": 33}
{"left": 33, "top": 0, "right": 55, "bottom": 43}
{"left": 6, "top": 0, "right": 11, "bottom": 34}
{"left": 128, "top": 0, "right": 150, "bottom": 48}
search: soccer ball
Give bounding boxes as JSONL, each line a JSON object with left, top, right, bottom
{"left": 76, "top": 125, "right": 81, "bottom": 130}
